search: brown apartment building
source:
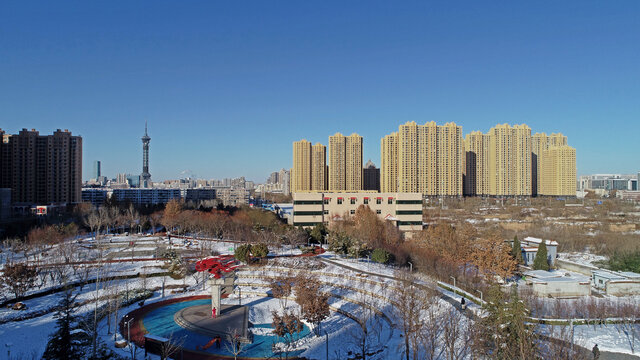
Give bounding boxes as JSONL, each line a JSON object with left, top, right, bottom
{"left": 0, "top": 128, "right": 82, "bottom": 205}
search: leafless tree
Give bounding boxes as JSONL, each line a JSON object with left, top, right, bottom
{"left": 159, "top": 332, "right": 186, "bottom": 360}
{"left": 392, "top": 271, "right": 429, "bottom": 360}
{"left": 441, "top": 308, "right": 471, "bottom": 360}
{"left": 225, "top": 327, "right": 246, "bottom": 360}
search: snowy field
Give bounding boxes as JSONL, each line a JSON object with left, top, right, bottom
{"left": 1, "top": 234, "right": 639, "bottom": 359}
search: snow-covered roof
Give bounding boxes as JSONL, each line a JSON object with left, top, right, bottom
{"left": 592, "top": 270, "right": 627, "bottom": 281}
{"left": 523, "top": 236, "right": 559, "bottom": 246}
{"left": 524, "top": 270, "right": 562, "bottom": 278}
{"left": 618, "top": 271, "right": 640, "bottom": 279}
{"left": 524, "top": 270, "right": 589, "bottom": 283}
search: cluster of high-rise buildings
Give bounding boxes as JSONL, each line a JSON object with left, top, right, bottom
{"left": 292, "top": 133, "right": 369, "bottom": 193}
{"left": 292, "top": 122, "right": 577, "bottom": 197}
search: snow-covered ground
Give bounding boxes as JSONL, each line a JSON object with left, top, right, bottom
{"left": 2, "top": 234, "right": 639, "bottom": 359}
{"left": 558, "top": 252, "right": 608, "bottom": 267}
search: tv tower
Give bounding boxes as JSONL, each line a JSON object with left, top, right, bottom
{"left": 141, "top": 121, "right": 151, "bottom": 187}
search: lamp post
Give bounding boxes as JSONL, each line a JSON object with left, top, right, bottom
{"left": 477, "top": 290, "right": 483, "bottom": 302}
{"left": 408, "top": 262, "right": 413, "bottom": 273}
{"left": 450, "top": 276, "right": 456, "bottom": 289}
{"left": 125, "top": 317, "right": 135, "bottom": 360}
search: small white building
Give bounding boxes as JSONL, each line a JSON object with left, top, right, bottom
{"left": 521, "top": 237, "right": 558, "bottom": 267}
{"left": 523, "top": 270, "right": 591, "bottom": 297}
{"left": 592, "top": 270, "right": 640, "bottom": 296}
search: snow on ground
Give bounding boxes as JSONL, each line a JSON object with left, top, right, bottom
{"left": 3, "top": 234, "right": 640, "bottom": 359}
{"left": 541, "top": 323, "right": 640, "bottom": 356}
{"left": 558, "top": 252, "right": 608, "bottom": 267}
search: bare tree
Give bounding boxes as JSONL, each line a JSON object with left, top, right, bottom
{"left": 225, "top": 327, "right": 246, "bottom": 360}
{"left": 441, "top": 308, "right": 471, "bottom": 360}
{"left": 392, "top": 271, "right": 429, "bottom": 360}
{"left": 159, "top": 332, "right": 186, "bottom": 360}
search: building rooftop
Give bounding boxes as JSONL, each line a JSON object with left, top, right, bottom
{"left": 523, "top": 236, "right": 559, "bottom": 246}
{"left": 524, "top": 270, "right": 590, "bottom": 283}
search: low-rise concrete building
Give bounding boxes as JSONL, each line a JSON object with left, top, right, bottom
{"left": 592, "top": 270, "right": 640, "bottom": 296}
{"left": 292, "top": 192, "right": 422, "bottom": 232}
{"left": 523, "top": 270, "right": 591, "bottom": 297}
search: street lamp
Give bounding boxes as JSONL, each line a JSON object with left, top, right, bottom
{"left": 408, "top": 262, "right": 413, "bottom": 273}
{"left": 477, "top": 290, "right": 483, "bottom": 302}
{"left": 450, "top": 276, "right": 456, "bottom": 289}
{"left": 125, "top": 317, "right": 135, "bottom": 360}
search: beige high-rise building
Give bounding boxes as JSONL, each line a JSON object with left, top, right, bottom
{"left": 386, "top": 121, "right": 463, "bottom": 196}
{"left": 311, "top": 143, "right": 327, "bottom": 191}
{"left": 328, "top": 132, "right": 362, "bottom": 191}
{"left": 464, "top": 131, "right": 490, "bottom": 196}
{"left": 292, "top": 139, "right": 312, "bottom": 192}
{"left": 532, "top": 132, "right": 568, "bottom": 195}
{"left": 487, "top": 124, "right": 532, "bottom": 196}
{"left": 541, "top": 145, "right": 576, "bottom": 196}
{"left": 380, "top": 132, "right": 398, "bottom": 192}
{"left": 345, "top": 134, "right": 363, "bottom": 191}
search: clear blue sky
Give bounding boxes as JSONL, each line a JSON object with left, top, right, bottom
{"left": 1, "top": 1, "right": 639, "bottom": 182}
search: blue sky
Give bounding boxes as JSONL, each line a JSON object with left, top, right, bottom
{"left": 1, "top": 1, "right": 638, "bottom": 182}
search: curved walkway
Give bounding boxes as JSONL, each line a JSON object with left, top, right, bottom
{"left": 319, "top": 257, "right": 640, "bottom": 360}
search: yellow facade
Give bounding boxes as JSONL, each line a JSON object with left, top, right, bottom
{"left": 388, "top": 121, "right": 463, "bottom": 196}
{"left": 488, "top": 124, "right": 532, "bottom": 196}
{"left": 380, "top": 132, "right": 398, "bottom": 193}
{"left": 464, "top": 131, "right": 490, "bottom": 196}
{"left": 329, "top": 132, "right": 362, "bottom": 191}
{"left": 345, "top": 133, "right": 363, "bottom": 191}
{"left": 311, "top": 143, "right": 327, "bottom": 191}
{"left": 292, "top": 139, "right": 312, "bottom": 192}
{"left": 541, "top": 145, "right": 576, "bottom": 196}
{"left": 532, "top": 132, "right": 568, "bottom": 195}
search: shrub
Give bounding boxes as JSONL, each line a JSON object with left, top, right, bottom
{"left": 252, "top": 243, "right": 269, "bottom": 258}
{"left": 235, "top": 244, "right": 252, "bottom": 263}
{"left": 371, "top": 248, "right": 393, "bottom": 264}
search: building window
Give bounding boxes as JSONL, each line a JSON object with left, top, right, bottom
{"left": 337, "top": 198, "right": 343, "bottom": 205}
{"left": 376, "top": 198, "right": 382, "bottom": 204}
{"left": 376, "top": 209, "right": 381, "bottom": 214}
{"left": 364, "top": 198, "right": 369, "bottom": 205}
{"left": 388, "top": 198, "right": 393, "bottom": 204}
{"left": 323, "top": 198, "right": 329, "bottom": 204}
{"left": 323, "top": 210, "right": 328, "bottom": 215}
{"left": 350, "top": 198, "right": 356, "bottom": 204}
{"left": 350, "top": 210, "right": 355, "bottom": 215}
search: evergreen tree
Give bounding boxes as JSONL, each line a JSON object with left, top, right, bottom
{"left": 42, "top": 287, "right": 83, "bottom": 360}
{"left": 532, "top": 241, "right": 550, "bottom": 270}
{"left": 503, "top": 285, "right": 537, "bottom": 358}
{"left": 511, "top": 235, "right": 523, "bottom": 264}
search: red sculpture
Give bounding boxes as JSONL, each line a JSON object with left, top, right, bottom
{"left": 195, "top": 255, "right": 241, "bottom": 279}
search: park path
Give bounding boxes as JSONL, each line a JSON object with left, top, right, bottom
{"left": 318, "top": 257, "right": 640, "bottom": 360}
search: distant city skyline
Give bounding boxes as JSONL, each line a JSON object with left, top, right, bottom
{"left": 2, "top": 2, "right": 639, "bottom": 181}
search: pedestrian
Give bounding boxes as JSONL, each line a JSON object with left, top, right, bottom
{"left": 216, "top": 335, "right": 221, "bottom": 349}
{"left": 212, "top": 307, "right": 217, "bottom": 318}
{"left": 461, "top": 297, "right": 466, "bottom": 310}
{"left": 592, "top": 344, "right": 600, "bottom": 359}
